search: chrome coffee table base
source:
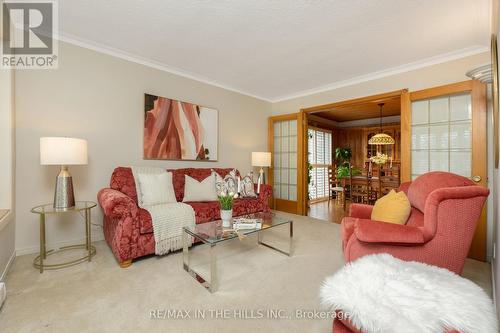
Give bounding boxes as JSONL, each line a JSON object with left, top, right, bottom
{"left": 182, "top": 214, "right": 293, "bottom": 293}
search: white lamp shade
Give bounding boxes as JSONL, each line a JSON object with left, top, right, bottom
{"left": 252, "top": 152, "right": 271, "bottom": 167}
{"left": 40, "top": 137, "right": 88, "bottom": 165}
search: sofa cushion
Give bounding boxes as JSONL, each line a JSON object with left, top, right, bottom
{"left": 182, "top": 174, "right": 218, "bottom": 202}
{"left": 407, "top": 171, "right": 473, "bottom": 213}
{"left": 139, "top": 197, "right": 265, "bottom": 234}
{"left": 136, "top": 172, "right": 177, "bottom": 205}
{"left": 109, "top": 167, "right": 236, "bottom": 204}
{"left": 371, "top": 189, "right": 411, "bottom": 225}
{"left": 169, "top": 168, "right": 236, "bottom": 202}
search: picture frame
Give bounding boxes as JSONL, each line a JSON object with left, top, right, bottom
{"left": 143, "top": 93, "right": 219, "bottom": 161}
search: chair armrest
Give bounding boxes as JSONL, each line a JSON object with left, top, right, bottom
{"left": 354, "top": 219, "right": 426, "bottom": 245}
{"left": 97, "top": 188, "right": 138, "bottom": 220}
{"left": 398, "top": 182, "right": 411, "bottom": 195}
{"left": 348, "top": 204, "right": 374, "bottom": 219}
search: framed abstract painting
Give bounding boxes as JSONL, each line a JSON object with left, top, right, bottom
{"left": 144, "top": 94, "right": 218, "bottom": 161}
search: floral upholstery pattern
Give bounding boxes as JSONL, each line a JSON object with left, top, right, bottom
{"left": 99, "top": 167, "right": 271, "bottom": 265}
{"left": 110, "top": 166, "right": 235, "bottom": 203}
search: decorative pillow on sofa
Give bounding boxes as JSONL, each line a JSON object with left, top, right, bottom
{"left": 136, "top": 172, "right": 177, "bottom": 205}
{"left": 183, "top": 174, "right": 218, "bottom": 202}
{"left": 371, "top": 189, "right": 411, "bottom": 225}
{"left": 240, "top": 174, "right": 257, "bottom": 198}
{"left": 213, "top": 169, "right": 238, "bottom": 196}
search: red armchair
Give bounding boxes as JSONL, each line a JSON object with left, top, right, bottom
{"left": 341, "top": 171, "right": 489, "bottom": 275}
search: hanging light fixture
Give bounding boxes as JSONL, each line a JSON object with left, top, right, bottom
{"left": 368, "top": 103, "right": 395, "bottom": 145}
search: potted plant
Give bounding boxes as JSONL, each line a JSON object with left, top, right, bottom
{"left": 335, "top": 147, "right": 352, "bottom": 167}
{"left": 218, "top": 192, "right": 234, "bottom": 228}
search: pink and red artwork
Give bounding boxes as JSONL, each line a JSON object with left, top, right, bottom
{"left": 144, "top": 94, "right": 218, "bottom": 160}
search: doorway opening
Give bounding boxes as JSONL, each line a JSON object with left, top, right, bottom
{"left": 302, "top": 91, "right": 407, "bottom": 224}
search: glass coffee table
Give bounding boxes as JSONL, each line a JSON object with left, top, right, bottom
{"left": 182, "top": 212, "right": 293, "bottom": 293}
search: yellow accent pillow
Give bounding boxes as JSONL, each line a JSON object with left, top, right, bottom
{"left": 371, "top": 189, "right": 411, "bottom": 224}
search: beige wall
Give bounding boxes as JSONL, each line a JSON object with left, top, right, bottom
{"left": 14, "top": 42, "right": 272, "bottom": 254}
{"left": 0, "top": 67, "right": 15, "bottom": 280}
{"left": 272, "top": 52, "right": 490, "bottom": 115}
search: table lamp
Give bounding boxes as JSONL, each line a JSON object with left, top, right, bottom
{"left": 40, "top": 137, "right": 88, "bottom": 209}
{"left": 251, "top": 152, "right": 271, "bottom": 185}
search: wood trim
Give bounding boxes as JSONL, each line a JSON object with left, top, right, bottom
{"left": 268, "top": 117, "right": 274, "bottom": 209}
{"left": 301, "top": 89, "right": 407, "bottom": 114}
{"left": 400, "top": 90, "right": 411, "bottom": 182}
{"left": 269, "top": 113, "right": 299, "bottom": 121}
{"left": 410, "top": 80, "right": 473, "bottom": 101}
{"left": 298, "top": 110, "right": 307, "bottom": 215}
{"left": 469, "top": 80, "right": 488, "bottom": 261}
{"left": 268, "top": 112, "right": 306, "bottom": 214}
{"left": 274, "top": 199, "right": 298, "bottom": 214}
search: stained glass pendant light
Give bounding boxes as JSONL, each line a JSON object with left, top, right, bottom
{"left": 368, "top": 103, "right": 395, "bottom": 145}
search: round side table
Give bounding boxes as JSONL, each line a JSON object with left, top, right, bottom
{"left": 30, "top": 201, "right": 97, "bottom": 273}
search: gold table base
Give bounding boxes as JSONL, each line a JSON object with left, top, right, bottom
{"left": 30, "top": 201, "right": 97, "bottom": 273}
{"left": 33, "top": 244, "right": 96, "bottom": 270}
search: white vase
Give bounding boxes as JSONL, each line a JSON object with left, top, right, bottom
{"left": 220, "top": 209, "right": 233, "bottom": 228}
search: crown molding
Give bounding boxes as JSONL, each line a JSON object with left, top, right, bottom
{"left": 57, "top": 34, "right": 488, "bottom": 104}
{"left": 57, "top": 33, "right": 274, "bottom": 102}
{"left": 270, "top": 46, "right": 490, "bottom": 102}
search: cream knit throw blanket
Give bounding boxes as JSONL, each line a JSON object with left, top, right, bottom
{"left": 131, "top": 166, "right": 195, "bottom": 255}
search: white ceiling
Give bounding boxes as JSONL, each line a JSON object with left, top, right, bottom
{"left": 58, "top": 0, "right": 491, "bottom": 102}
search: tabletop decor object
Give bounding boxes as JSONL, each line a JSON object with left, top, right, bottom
{"left": 218, "top": 192, "right": 234, "bottom": 227}
{"left": 31, "top": 201, "right": 97, "bottom": 273}
{"left": 40, "top": 137, "right": 88, "bottom": 209}
{"left": 369, "top": 153, "right": 389, "bottom": 165}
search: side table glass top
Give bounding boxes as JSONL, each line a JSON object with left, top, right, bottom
{"left": 31, "top": 201, "right": 97, "bottom": 214}
{"left": 184, "top": 212, "right": 292, "bottom": 245}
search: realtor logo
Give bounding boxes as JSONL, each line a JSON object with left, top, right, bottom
{"left": 1, "top": 0, "right": 58, "bottom": 69}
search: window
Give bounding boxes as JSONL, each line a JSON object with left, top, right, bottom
{"left": 273, "top": 119, "right": 298, "bottom": 201}
{"left": 308, "top": 127, "right": 332, "bottom": 201}
{"left": 411, "top": 93, "right": 472, "bottom": 180}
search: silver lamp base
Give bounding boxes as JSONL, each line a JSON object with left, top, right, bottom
{"left": 258, "top": 167, "right": 266, "bottom": 184}
{"left": 54, "top": 165, "right": 75, "bottom": 209}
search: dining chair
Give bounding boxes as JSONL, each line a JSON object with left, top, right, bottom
{"left": 328, "top": 165, "right": 344, "bottom": 206}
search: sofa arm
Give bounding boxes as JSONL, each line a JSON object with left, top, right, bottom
{"left": 354, "top": 219, "right": 426, "bottom": 245}
{"left": 257, "top": 184, "right": 272, "bottom": 200}
{"left": 349, "top": 204, "right": 374, "bottom": 219}
{"left": 97, "top": 188, "right": 138, "bottom": 220}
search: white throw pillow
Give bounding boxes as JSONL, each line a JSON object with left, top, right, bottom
{"left": 137, "top": 172, "right": 177, "bottom": 205}
{"left": 183, "top": 174, "right": 218, "bottom": 202}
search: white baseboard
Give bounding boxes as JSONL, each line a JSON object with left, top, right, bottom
{"left": 0, "top": 250, "right": 15, "bottom": 282}
{"left": 16, "top": 233, "right": 104, "bottom": 256}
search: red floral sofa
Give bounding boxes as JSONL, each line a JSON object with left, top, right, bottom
{"left": 97, "top": 167, "right": 272, "bottom": 267}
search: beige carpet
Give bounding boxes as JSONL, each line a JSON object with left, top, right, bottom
{"left": 0, "top": 212, "right": 492, "bottom": 333}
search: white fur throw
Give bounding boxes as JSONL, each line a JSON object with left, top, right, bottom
{"left": 131, "top": 166, "right": 195, "bottom": 255}
{"left": 320, "top": 254, "right": 497, "bottom": 333}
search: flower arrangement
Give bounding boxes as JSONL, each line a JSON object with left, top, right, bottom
{"left": 218, "top": 192, "right": 235, "bottom": 210}
{"left": 369, "top": 153, "right": 389, "bottom": 165}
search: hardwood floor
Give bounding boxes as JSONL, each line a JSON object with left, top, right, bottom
{"left": 308, "top": 199, "right": 349, "bottom": 224}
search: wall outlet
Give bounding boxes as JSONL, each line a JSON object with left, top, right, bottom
{"left": 0, "top": 282, "right": 5, "bottom": 308}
